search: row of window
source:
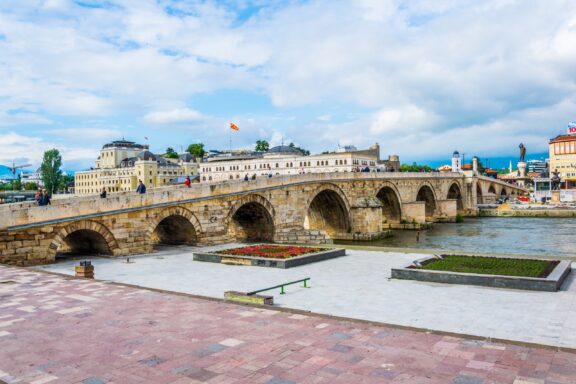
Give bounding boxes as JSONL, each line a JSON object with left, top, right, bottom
{"left": 553, "top": 141, "right": 576, "bottom": 155}
{"left": 201, "top": 159, "right": 378, "bottom": 173}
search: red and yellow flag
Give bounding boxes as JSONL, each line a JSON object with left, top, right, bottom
{"left": 229, "top": 122, "right": 240, "bottom": 131}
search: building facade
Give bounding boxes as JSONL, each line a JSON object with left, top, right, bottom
{"left": 549, "top": 131, "right": 576, "bottom": 189}
{"left": 75, "top": 140, "right": 198, "bottom": 195}
{"left": 200, "top": 144, "right": 399, "bottom": 183}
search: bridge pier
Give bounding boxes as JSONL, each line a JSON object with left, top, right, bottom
{"left": 434, "top": 199, "right": 458, "bottom": 222}
{"left": 401, "top": 201, "right": 427, "bottom": 224}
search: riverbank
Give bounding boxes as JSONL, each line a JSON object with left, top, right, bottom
{"left": 478, "top": 208, "right": 576, "bottom": 217}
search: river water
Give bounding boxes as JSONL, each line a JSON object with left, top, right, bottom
{"left": 336, "top": 217, "right": 576, "bottom": 257}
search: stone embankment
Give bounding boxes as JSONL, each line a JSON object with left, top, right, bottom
{"left": 478, "top": 208, "right": 576, "bottom": 218}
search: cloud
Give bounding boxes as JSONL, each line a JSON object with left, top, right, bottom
{"left": 0, "top": 132, "right": 97, "bottom": 169}
{"left": 143, "top": 108, "right": 204, "bottom": 124}
{"left": 0, "top": 0, "right": 575, "bottom": 165}
{"left": 48, "top": 128, "right": 122, "bottom": 140}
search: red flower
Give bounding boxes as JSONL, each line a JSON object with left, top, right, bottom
{"left": 218, "top": 245, "right": 324, "bottom": 259}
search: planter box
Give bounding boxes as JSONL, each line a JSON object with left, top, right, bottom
{"left": 194, "top": 248, "right": 346, "bottom": 269}
{"left": 391, "top": 256, "right": 571, "bottom": 292}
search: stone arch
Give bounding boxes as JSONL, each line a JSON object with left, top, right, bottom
{"left": 488, "top": 184, "right": 496, "bottom": 195}
{"left": 227, "top": 194, "right": 275, "bottom": 242}
{"left": 376, "top": 185, "right": 402, "bottom": 224}
{"left": 149, "top": 206, "right": 202, "bottom": 245}
{"left": 447, "top": 182, "right": 464, "bottom": 212}
{"left": 500, "top": 188, "right": 508, "bottom": 196}
{"left": 304, "top": 184, "right": 352, "bottom": 237}
{"left": 416, "top": 184, "right": 437, "bottom": 221}
{"left": 49, "top": 220, "right": 119, "bottom": 259}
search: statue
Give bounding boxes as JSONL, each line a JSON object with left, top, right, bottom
{"left": 519, "top": 143, "right": 526, "bottom": 163}
{"left": 551, "top": 169, "right": 561, "bottom": 191}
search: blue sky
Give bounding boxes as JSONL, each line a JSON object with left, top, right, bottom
{"left": 0, "top": 0, "right": 575, "bottom": 171}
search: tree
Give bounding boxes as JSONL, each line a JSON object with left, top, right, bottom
{"left": 288, "top": 142, "right": 310, "bottom": 156}
{"left": 255, "top": 140, "right": 269, "bottom": 152}
{"left": 40, "top": 148, "right": 63, "bottom": 195}
{"left": 24, "top": 182, "right": 38, "bottom": 191}
{"left": 164, "top": 147, "right": 179, "bottom": 159}
{"left": 400, "top": 163, "right": 433, "bottom": 172}
{"left": 187, "top": 143, "right": 205, "bottom": 158}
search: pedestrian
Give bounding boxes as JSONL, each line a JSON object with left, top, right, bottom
{"left": 136, "top": 179, "right": 146, "bottom": 194}
{"left": 251, "top": 174, "right": 256, "bottom": 180}
{"left": 34, "top": 188, "right": 41, "bottom": 201}
{"left": 184, "top": 176, "right": 191, "bottom": 188}
{"left": 244, "top": 174, "right": 249, "bottom": 181}
{"left": 39, "top": 189, "right": 51, "bottom": 206}
{"left": 416, "top": 230, "right": 420, "bottom": 242}
{"left": 100, "top": 188, "right": 107, "bottom": 199}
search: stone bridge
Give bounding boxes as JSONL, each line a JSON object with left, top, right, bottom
{"left": 0, "top": 173, "right": 525, "bottom": 266}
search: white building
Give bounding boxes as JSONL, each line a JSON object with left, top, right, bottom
{"left": 20, "top": 168, "right": 43, "bottom": 187}
{"left": 199, "top": 144, "right": 399, "bottom": 182}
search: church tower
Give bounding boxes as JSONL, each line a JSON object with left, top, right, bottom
{"left": 452, "top": 150, "right": 461, "bottom": 172}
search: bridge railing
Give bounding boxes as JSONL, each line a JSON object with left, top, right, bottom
{"left": 0, "top": 171, "right": 467, "bottom": 229}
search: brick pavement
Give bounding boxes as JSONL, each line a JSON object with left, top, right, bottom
{"left": 1, "top": 265, "right": 575, "bottom": 384}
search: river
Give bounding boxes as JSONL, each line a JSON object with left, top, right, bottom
{"left": 336, "top": 217, "right": 576, "bottom": 257}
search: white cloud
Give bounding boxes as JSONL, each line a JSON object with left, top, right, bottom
{"left": 143, "top": 108, "right": 204, "bottom": 124}
{"left": 48, "top": 128, "right": 122, "bottom": 141}
{"left": 0, "top": 0, "right": 575, "bottom": 163}
{"left": 0, "top": 132, "right": 97, "bottom": 169}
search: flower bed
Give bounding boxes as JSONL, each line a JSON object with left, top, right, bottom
{"left": 217, "top": 244, "right": 326, "bottom": 259}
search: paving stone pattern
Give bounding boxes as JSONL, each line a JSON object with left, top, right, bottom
{"left": 1, "top": 265, "right": 576, "bottom": 384}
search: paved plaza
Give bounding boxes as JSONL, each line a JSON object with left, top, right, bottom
{"left": 2, "top": 265, "right": 576, "bottom": 384}
{"left": 36, "top": 245, "right": 576, "bottom": 350}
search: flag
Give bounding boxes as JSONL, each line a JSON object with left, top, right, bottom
{"left": 229, "top": 122, "right": 240, "bottom": 131}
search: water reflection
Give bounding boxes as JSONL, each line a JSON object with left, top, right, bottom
{"left": 336, "top": 217, "right": 576, "bottom": 257}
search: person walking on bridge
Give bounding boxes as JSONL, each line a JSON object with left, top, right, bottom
{"left": 38, "top": 189, "right": 51, "bottom": 206}
{"left": 136, "top": 180, "right": 146, "bottom": 194}
{"left": 184, "top": 176, "right": 191, "bottom": 188}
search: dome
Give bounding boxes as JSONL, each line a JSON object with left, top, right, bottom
{"left": 453, "top": 150, "right": 460, "bottom": 156}
{"left": 267, "top": 145, "right": 304, "bottom": 155}
{"left": 102, "top": 139, "right": 146, "bottom": 150}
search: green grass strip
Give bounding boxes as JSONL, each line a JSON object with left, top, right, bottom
{"left": 416, "top": 255, "right": 558, "bottom": 278}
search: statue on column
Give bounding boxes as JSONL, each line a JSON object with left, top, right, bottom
{"left": 551, "top": 169, "right": 561, "bottom": 190}
{"left": 519, "top": 143, "right": 526, "bottom": 163}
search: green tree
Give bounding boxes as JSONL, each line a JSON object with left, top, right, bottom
{"left": 255, "top": 140, "right": 270, "bottom": 152}
{"left": 164, "top": 147, "right": 179, "bottom": 159}
{"left": 288, "top": 142, "right": 310, "bottom": 156}
{"left": 13, "top": 178, "right": 22, "bottom": 191}
{"left": 40, "top": 149, "right": 63, "bottom": 195}
{"left": 400, "top": 163, "right": 433, "bottom": 172}
{"left": 24, "top": 182, "right": 39, "bottom": 191}
{"left": 187, "top": 143, "right": 205, "bottom": 158}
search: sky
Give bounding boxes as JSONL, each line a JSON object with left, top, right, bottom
{"left": 0, "top": 0, "right": 575, "bottom": 171}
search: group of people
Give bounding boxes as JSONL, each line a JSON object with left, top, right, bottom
{"left": 34, "top": 189, "right": 51, "bottom": 206}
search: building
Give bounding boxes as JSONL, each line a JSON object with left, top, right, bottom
{"left": 451, "top": 151, "right": 461, "bottom": 172}
{"left": 75, "top": 140, "right": 198, "bottom": 195}
{"left": 199, "top": 143, "right": 399, "bottom": 183}
{"left": 549, "top": 129, "right": 576, "bottom": 189}
{"left": 526, "top": 159, "right": 548, "bottom": 175}
{"left": 20, "top": 168, "right": 43, "bottom": 187}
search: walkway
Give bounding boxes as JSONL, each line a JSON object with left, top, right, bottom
{"left": 1, "top": 265, "right": 576, "bottom": 384}
{"left": 37, "top": 245, "right": 576, "bottom": 349}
